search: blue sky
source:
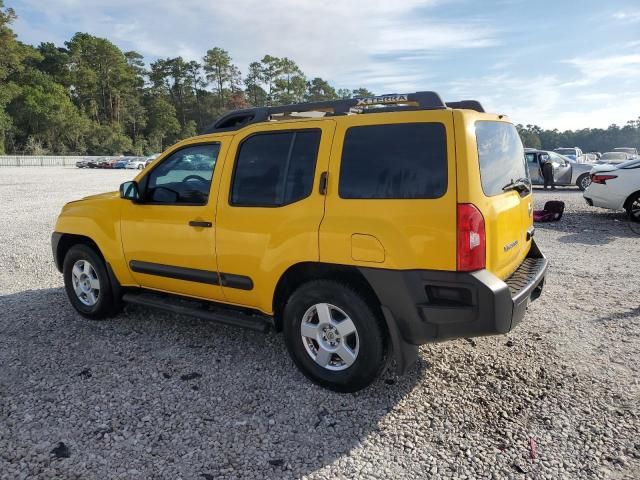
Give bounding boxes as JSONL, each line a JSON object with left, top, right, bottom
{"left": 8, "top": 0, "right": 640, "bottom": 130}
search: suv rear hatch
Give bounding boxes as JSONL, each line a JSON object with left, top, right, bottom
{"left": 473, "top": 120, "right": 532, "bottom": 280}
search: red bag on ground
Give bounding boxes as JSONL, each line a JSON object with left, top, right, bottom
{"left": 534, "top": 200, "right": 565, "bottom": 222}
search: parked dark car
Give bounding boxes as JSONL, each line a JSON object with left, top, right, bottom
{"left": 526, "top": 150, "right": 592, "bottom": 190}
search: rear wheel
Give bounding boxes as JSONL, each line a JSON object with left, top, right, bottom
{"left": 626, "top": 192, "right": 640, "bottom": 222}
{"left": 63, "top": 244, "right": 118, "bottom": 319}
{"left": 577, "top": 173, "right": 591, "bottom": 191}
{"left": 283, "top": 280, "right": 386, "bottom": 392}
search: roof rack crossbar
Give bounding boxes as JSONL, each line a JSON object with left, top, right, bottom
{"left": 203, "top": 92, "right": 484, "bottom": 134}
{"left": 445, "top": 100, "right": 485, "bottom": 113}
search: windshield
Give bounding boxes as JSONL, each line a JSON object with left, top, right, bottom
{"left": 475, "top": 121, "right": 527, "bottom": 196}
{"left": 614, "top": 148, "right": 637, "bottom": 154}
{"left": 602, "top": 152, "right": 627, "bottom": 160}
{"left": 555, "top": 148, "right": 575, "bottom": 155}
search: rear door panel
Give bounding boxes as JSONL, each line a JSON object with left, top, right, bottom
{"left": 320, "top": 110, "right": 457, "bottom": 271}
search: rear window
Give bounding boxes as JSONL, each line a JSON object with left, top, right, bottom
{"left": 475, "top": 121, "right": 527, "bottom": 196}
{"left": 339, "top": 123, "right": 447, "bottom": 199}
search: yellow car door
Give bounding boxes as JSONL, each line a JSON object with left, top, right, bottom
{"left": 215, "top": 120, "right": 335, "bottom": 312}
{"left": 120, "top": 139, "right": 228, "bottom": 301}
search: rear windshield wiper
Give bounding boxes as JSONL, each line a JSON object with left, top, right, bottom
{"left": 502, "top": 177, "right": 531, "bottom": 194}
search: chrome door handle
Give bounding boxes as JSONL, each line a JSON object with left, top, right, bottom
{"left": 189, "top": 220, "right": 212, "bottom": 228}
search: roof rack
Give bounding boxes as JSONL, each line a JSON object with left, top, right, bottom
{"left": 202, "top": 91, "right": 484, "bottom": 134}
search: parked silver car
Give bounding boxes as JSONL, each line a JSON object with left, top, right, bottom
{"left": 526, "top": 150, "right": 593, "bottom": 190}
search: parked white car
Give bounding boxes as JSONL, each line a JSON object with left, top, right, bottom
{"left": 584, "top": 159, "right": 640, "bottom": 221}
{"left": 125, "top": 158, "right": 146, "bottom": 170}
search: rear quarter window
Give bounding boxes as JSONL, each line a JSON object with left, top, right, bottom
{"left": 475, "top": 121, "right": 527, "bottom": 196}
{"left": 339, "top": 123, "right": 447, "bottom": 199}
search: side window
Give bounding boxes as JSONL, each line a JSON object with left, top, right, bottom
{"left": 143, "top": 144, "right": 220, "bottom": 204}
{"left": 339, "top": 123, "right": 447, "bottom": 199}
{"left": 231, "top": 130, "right": 321, "bottom": 206}
{"left": 525, "top": 153, "right": 537, "bottom": 164}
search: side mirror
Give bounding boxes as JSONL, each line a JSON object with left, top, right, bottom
{"left": 120, "top": 181, "right": 139, "bottom": 201}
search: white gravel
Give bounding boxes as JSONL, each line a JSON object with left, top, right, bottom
{"left": 0, "top": 167, "right": 638, "bottom": 479}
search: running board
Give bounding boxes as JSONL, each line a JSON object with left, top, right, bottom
{"left": 122, "top": 291, "right": 270, "bottom": 332}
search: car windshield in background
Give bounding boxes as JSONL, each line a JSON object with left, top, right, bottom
{"left": 555, "top": 149, "right": 576, "bottom": 159}
{"left": 475, "top": 121, "right": 527, "bottom": 196}
{"left": 602, "top": 152, "right": 627, "bottom": 160}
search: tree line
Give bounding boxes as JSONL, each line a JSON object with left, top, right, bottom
{"left": 1, "top": 2, "right": 638, "bottom": 156}
{"left": 0, "top": 2, "right": 373, "bottom": 155}
{"left": 517, "top": 122, "right": 640, "bottom": 153}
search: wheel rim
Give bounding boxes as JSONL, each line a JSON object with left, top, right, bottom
{"left": 300, "top": 303, "right": 360, "bottom": 371}
{"left": 71, "top": 259, "right": 100, "bottom": 306}
{"left": 580, "top": 175, "right": 591, "bottom": 190}
{"left": 631, "top": 198, "right": 640, "bottom": 220}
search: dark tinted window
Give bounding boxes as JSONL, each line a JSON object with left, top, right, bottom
{"left": 339, "top": 123, "right": 447, "bottom": 199}
{"left": 475, "top": 121, "right": 527, "bottom": 197}
{"left": 231, "top": 130, "right": 320, "bottom": 206}
{"left": 144, "top": 144, "right": 219, "bottom": 204}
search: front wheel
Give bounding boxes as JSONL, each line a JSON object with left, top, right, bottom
{"left": 577, "top": 173, "right": 591, "bottom": 191}
{"left": 626, "top": 192, "right": 640, "bottom": 222}
{"left": 283, "top": 280, "right": 386, "bottom": 392}
{"left": 63, "top": 244, "right": 119, "bottom": 319}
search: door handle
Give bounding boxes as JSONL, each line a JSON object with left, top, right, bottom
{"left": 189, "top": 220, "right": 212, "bottom": 228}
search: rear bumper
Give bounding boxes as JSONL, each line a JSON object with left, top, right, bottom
{"left": 359, "top": 240, "right": 548, "bottom": 344}
{"left": 583, "top": 184, "right": 625, "bottom": 210}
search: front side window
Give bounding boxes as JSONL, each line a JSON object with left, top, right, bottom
{"left": 143, "top": 144, "right": 220, "bottom": 204}
{"left": 339, "top": 123, "right": 447, "bottom": 199}
{"left": 231, "top": 130, "right": 321, "bottom": 206}
{"left": 475, "top": 121, "right": 527, "bottom": 197}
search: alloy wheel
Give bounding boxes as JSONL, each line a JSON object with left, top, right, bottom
{"left": 300, "top": 303, "right": 360, "bottom": 371}
{"left": 71, "top": 259, "right": 100, "bottom": 306}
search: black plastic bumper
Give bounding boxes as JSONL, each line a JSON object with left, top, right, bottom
{"left": 359, "top": 240, "right": 548, "bottom": 345}
{"left": 51, "top": 232, "right": 63, "bottom": 272}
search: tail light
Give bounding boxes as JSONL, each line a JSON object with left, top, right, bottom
{"left": 457, "top": 203, "right": 486, "bottom": 271}
{"left": 591, "top": 174, "right": 617, "bottom": 184}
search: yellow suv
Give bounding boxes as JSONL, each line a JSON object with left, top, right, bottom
{"left": 52, "top": 92, "right": 547, "bottom": 392}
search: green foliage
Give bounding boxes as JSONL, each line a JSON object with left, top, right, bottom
{"left": 305, "top": 78, "right": 339, "bottom": 102}
{"left": 517, "top": 123, "right": 640, "bottom": 152}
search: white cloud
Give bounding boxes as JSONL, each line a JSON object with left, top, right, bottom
{"left": 564, "top": 53, "right": 640, "bottom": 85}
{"left": 613, "top": 10, "right": 640, "bottom": 23}
{"left": 13, "top": 0, "right": 497, "bottom": 86}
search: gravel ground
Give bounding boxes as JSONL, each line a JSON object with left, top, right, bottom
{"left": 0, "top": 167, "right": 639, "bottom": 480}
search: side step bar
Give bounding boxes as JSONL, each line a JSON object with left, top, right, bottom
{"left": 122, "top": 291, "right": 270, "bottom": 332}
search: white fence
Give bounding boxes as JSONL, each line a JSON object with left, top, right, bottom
{"left": 0, "top": 156, "right": 104, "bottom": 167}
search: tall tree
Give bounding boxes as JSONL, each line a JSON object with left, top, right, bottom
{"left": 352, "top": 87, "right": 375, "bottom": 98}
{"left": 273, "top": 57, "right": 306, "bottom": 104}
{"left": 203, "top": 47, "right": 240, "bottom": 110}
{"left": 0, "top": 1, "right": 27, "bottom": 152}
{"left": 66, "top": 33, "right": 138, "bottom": 125}
{"left": 305, "top": 77, "right": 338, "bottom": 102}
{"left": 260, "top": 55, "right": 282, "bottom": 106}
{"left": 244, "top": 61, "right": 267, "bottom": 107}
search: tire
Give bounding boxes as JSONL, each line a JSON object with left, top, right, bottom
{"left": 283, "top": 280, "right": 386, "bottom": 392}
{"left": 625, "top": 191, "right": 640, "bottom": 222}
{"left": 62, "top": 244, "right": 118, "bottom": 319}
{"left": 577, "top": 173, "right": 591, "bottom": 191}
